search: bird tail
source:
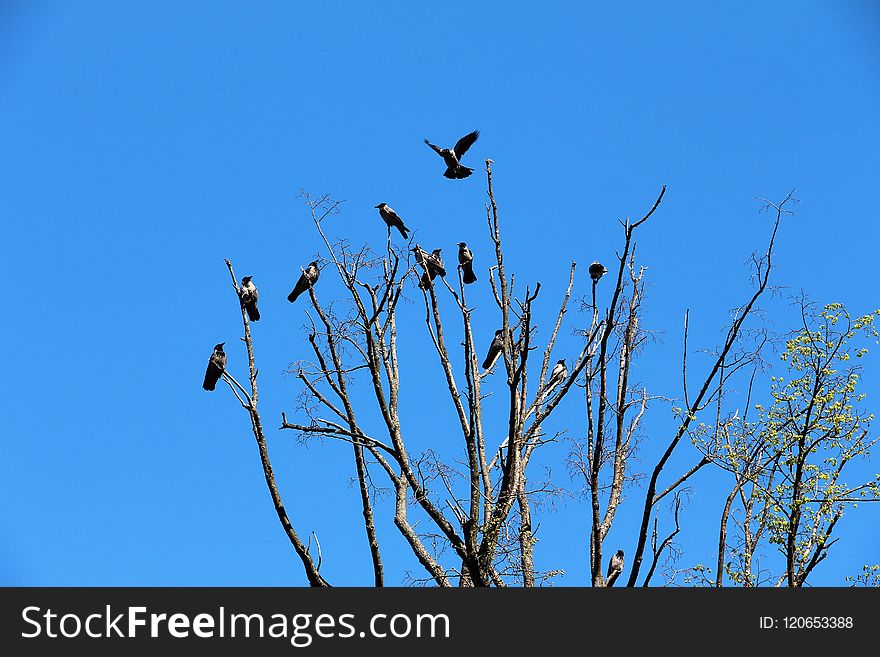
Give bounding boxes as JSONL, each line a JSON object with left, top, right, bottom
{"left": 463, "top": 263, "right": 477, "bottom": 284}
{"left": 246, "top": 304, "right": 260, "bottom": 322}
{"left": 397, "top": 224, "right": 409, "bottom": 239}
{"left": 203, "top": 368, "right": 219, "bottom": 391}
{"left": 287, "top": 281, "right": 309, "bottom": 303}
{"left": 540, "top": 376, "right": 563, "bottom": 401}
{"left": 446, "top": 165, "right": 474, "bottom": 179}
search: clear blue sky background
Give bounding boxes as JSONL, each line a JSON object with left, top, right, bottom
{"left": 1, "top": 1, "right": 878, "bottom": 586}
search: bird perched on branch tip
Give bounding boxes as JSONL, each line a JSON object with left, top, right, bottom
{"left": 288, "top": 260, "right": 320, "bottom": 303}
{"left": 239, "top": 276, "right": 260, "bottom": 322}
{"left": 414, "top": 246, "right": 446, "bottom": 289}
{"left": 457, "top": 242, "right": 477, "bottom": 284}
{"left": 202, "top": 342, "right": 226, "bottom": 391}
{"left": 424, "top": 129, "right": 480, "bottom": 179}
{"left": 375, "top": 203, "right": 410, "bottom": 239}
{"left": 606, "top": 549, "right": 624, "bottom": 587}
{"left": 589, "top": 261, "right": 608, "bottom": 283}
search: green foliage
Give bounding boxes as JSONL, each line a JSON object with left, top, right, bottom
{"left": 707, "top": 303, "right": 880, "bottom": 586}
{"left": 681, "top": 564, "right": 713, "bottom": 587}
{"left": 846, "top": 564, "right": 880, "bottom": 587}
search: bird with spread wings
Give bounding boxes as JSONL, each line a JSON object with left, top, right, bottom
{"left": 424, "top": 129, "right": 480, "bottom": 179}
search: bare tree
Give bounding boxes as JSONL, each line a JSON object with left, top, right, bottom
{"left": 205, "top": 162, "right": 878, "bottom": 587}
{"left": 219, "top": 259, "right": 328, "bottom": 587}
{"left": 273, "top": 162, "right": 653, "bottom": 586}
{"left": 566, "top": 192, "right": 788, "bottom": 587}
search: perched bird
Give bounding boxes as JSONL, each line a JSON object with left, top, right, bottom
{"left": 375, "top": 203, "right": 410, "bottom": 239}
{"left": 412, "top": 245, "right": 429, "bottom": 268}
{"left": 543, "top": 359, "right": 568, "bottom": 398}
{"left": 428, "top": 248, "right": 446, "bottom": 277}
{"left": 589, "top": 261, "right": 608, "bottom": 283}
{"left": 606, "top": 549, "right": 625, "bottom": 587}
{"left": 202, "top": 343, "right": 226, "bottom": 391}
{"left": 288, "top": 260, "right": 320, "bottom": 303}
{"left": 482, "top": 329, "right": 504, "bottom": 371}
{"left": 457, "top": 242, "right": 477, "bottom": 284}
{"left": 415, "top": 247, "right": 446, "bottom": 289}
{"left": 424, "top": 129, "right": 480, "bottom": 179}
{"left": 239, "top": 275, "right": 260, "bottom": 322}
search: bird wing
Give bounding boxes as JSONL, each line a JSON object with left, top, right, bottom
{"left": 203, "top": 363, "right": 221, "bottom": 390}
{"left": 430, "top": 253, "right": 446, "bottom": 276}
{"left": 289, "top": 272, "right": 309, "bottom": 301}
{"left": 461, "top": 260, "right": 477, "bottom": 283}
{"left": 413, "top": 247, "right": 429, "bottom": 265}
{"left": 242, "top": 288, "right": 260, "bottom": 320}
{"left": 482, "top": 343, "right": 501, "bottom": 370}
{"left": 483, "top": 335, "right": 504, "bottom": 370}
{"left": 424, "top": 139, "right": 443, "bottom": 156}
{"left": 453, "top": 130, "right": 480, "bottom": 159}
{"left": 203, "top": 353, "right": 225, "bottom": 390}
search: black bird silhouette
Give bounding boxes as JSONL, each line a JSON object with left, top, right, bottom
{"left": 415, "top": 246, "right": 446, "bottom": 289}
{"left": 288, "top": 260, "right": 320, "bottom": 303}
{"left": 375, "top": 203, "right": 410, "bottom": 239}
{"left": 202, "top": 342, "right": 226, "bottom": 391}
{"left": 457, "top": 242, "right": 477, "bottom": 284}
{"left": 482, "top": 329, "right": 504, "bottom": 370}
{"left": 424, "top": 129, "right": 480, "bottom": 179}
{"left": 606, "top": 549, "right": 625, "bottom": 587}
{"left": 428, "top": 248, "right": 446, "bottom": 276}
{"left": 589, "top": 261, "right": 608, "bottom": 283}
{"left": 239, "top": 276, "right": 260, "bottom": 322}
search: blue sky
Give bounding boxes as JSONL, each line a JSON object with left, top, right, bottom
{"left": 1, "top": 1, "right": 878, "bottom": 586}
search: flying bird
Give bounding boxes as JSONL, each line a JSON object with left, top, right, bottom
{"left": 424, "top": 129, "right": 480, "bottom": 179}
{"left": 606, "top": 549, "right": 625, "bottom": 587}
{"left": 482, "top": 329, "right": 504, "bottom": 371}
{"left": 415, "top": 247, "right": 446, "bottom": 289}
{"left": 457, "top": 242, "right": 477, "bottom": 284}
{"left": 589, "top": 261, "right": 608, "bottom": 283}
{"left": 202, "top": 342, "right": 226, "bottom": 391}
{"left": 375, "top": 203, "right": 410, "bottom": 239}
{"left": 542, "top": 359, "right": 568, "bottom": 398}
{"left": 288, "top": 260, "right": 320, "bottom": 303}
{"left": 239, "top": 275, "right": 260, "bottom": 322}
